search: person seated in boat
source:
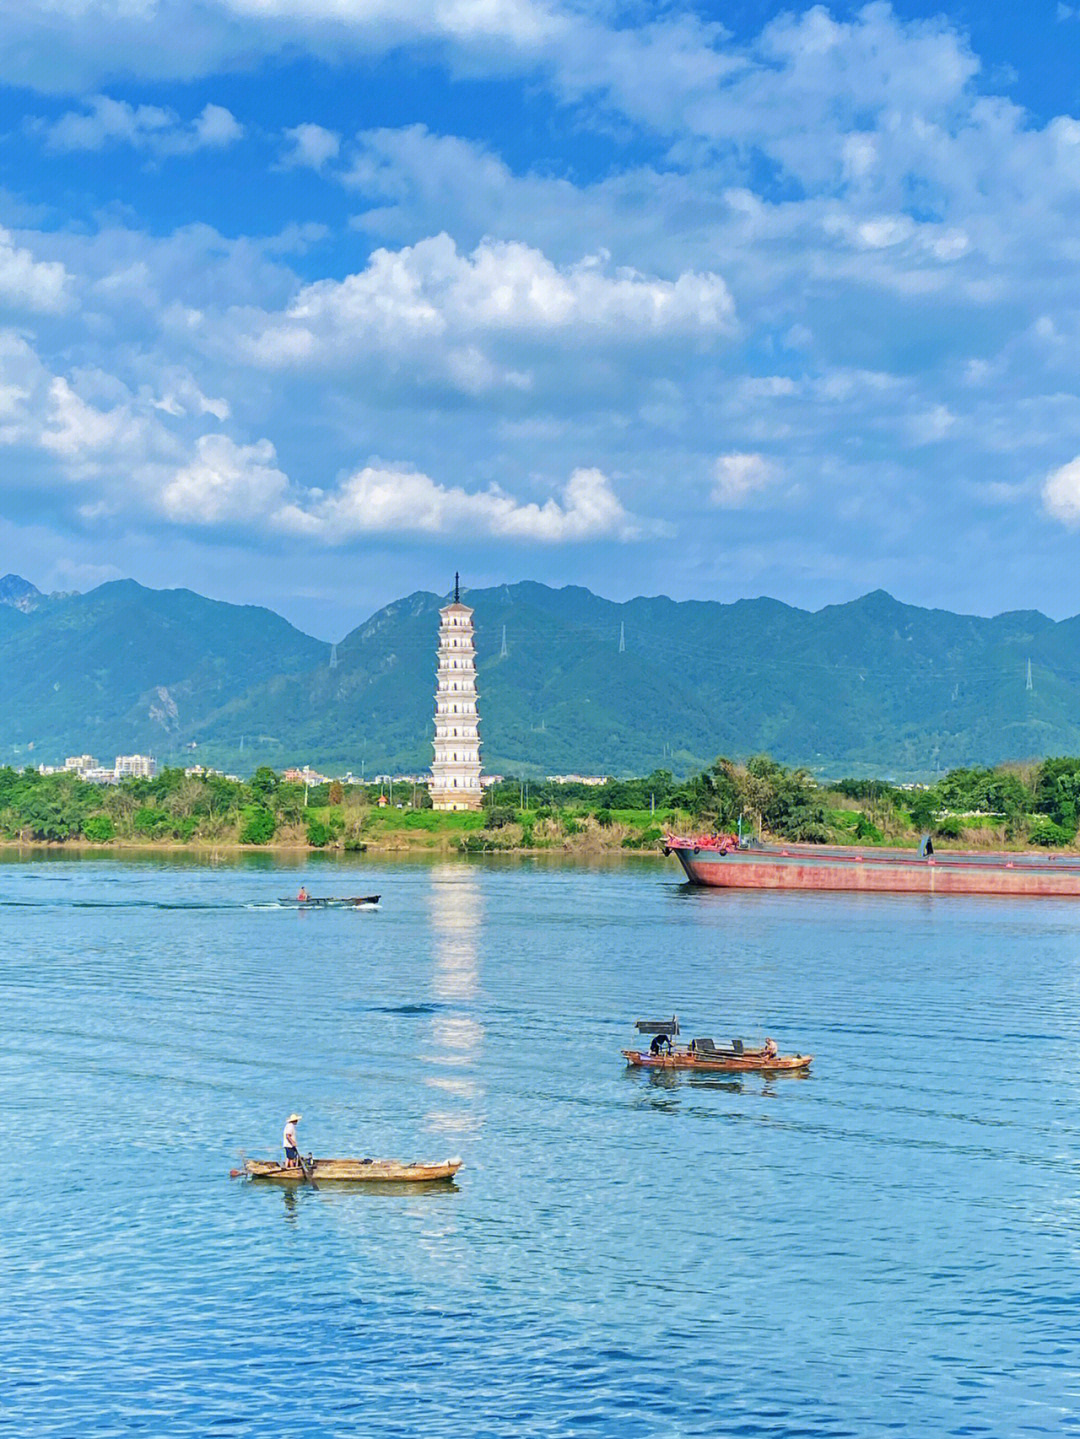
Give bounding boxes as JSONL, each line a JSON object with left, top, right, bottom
{"left": 649, "top": 1032, "right": 672, "bottom": 1056}
{"left": 283, "top": 1112, "right": 302, "bottom": 1167}
{"left": 763, "top": 1037, "right": 778, "bottom": 1060}
{"left": 297, "top": 885, "right": 309, "bottom": 902}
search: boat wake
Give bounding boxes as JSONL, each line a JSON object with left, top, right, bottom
{"left": 0, "top": 898, "right": 240, "bottom": 911}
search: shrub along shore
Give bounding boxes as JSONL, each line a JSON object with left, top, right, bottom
{"left": 2, "top": 756, "right": 1080, "bottom": 854}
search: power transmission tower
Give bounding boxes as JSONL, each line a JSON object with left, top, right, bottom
{"left": 618, "top": 621, "right": 625, "bottom": 654}
{"left": 500, "top": 625, "right": 508, "bottom": 659}
{"left": 329, "top": 643, "right": 338, "bottom": 670}
{"left": 1026, "top": 658, "right": 1033, "bottom": 692}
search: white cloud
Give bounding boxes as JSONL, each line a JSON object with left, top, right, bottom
{"left": 192, "top": 103, "right": 244, "bottom": 148}
{"left": 820, "top": 210, "right": 970, "bottom": 268}
{"left": 0, "top": 228, "right": 72, "bottom": 314}
{"left": 0, "top": 332, "right": 45, "bottom": 443}
{"left": 40, "top": 95, "right": 172, "bottom": 151}
{"left": 146, "top": 373, "right": 231, "bottom": 421}
{"left": 36, "top": 95, "right": 243, "bottom": 155}
{"left": 161, "top": 434, "right": 289, "bottom": 523}
{"left": 712, "top": 452, "right": 780, "bottom": 507}
{"left": 909, "top": 404, "right": 957, "bottom": 445}
{"left": 281, "top": 123, "right": 341, "bottom": 170}
{"left": 0, "top": 330, "right": 200, "bottom": 502}
{"left": 274, "top": 463, "right": 644, "bottom": 541}
{"left": 1043, "top": 457, "right": 1080, "bottom": 525}
{"left": 224, "top": 233, "right": 735, "bottom": 384}
{"left": 220, "top": 0, "right": 560, "bottom": 45}
{"left": 0, "top": 0, "right": 567, "bottom": 92}
{"left": 36, "top": 374, "right": 186, "bottom": 495}
{"left": 0, "top": 326, "right": 656, "bottom": 544}
{"left": 40, "top": 377, "right": 139, "bottom": 460}
{"left": 739, "top": 376, "right": 800, "bottom": 400}
{"left": 7, "top": 0, "right": 1080, "bottom": 590}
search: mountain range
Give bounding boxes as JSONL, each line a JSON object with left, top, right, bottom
{"left": 2, "top": 574, "right": 1077, "bottom": 780}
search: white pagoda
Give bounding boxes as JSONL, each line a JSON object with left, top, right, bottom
{"left": 430, "top": 574, "right": 483, "bottom": 810}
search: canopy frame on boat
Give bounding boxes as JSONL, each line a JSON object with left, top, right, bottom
{"left": 634, "top": 1016, "right": 680, "bottom": 1036}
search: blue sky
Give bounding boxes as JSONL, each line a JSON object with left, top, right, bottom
{"left": 2, "top": 0, "right": 1079, "bottom": 640}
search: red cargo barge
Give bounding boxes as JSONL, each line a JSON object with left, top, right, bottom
{"left": 664, "top": 833, "right": 1080, "bottom": 897}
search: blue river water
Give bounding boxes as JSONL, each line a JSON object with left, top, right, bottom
{"left": 5, "top": 850, "right": 1080, "bottom": 1437}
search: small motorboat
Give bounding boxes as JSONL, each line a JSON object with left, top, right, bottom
{"left": 240, "top": 1156, "right": 462, "bottom": 1184}
{"left": 277, "top": 895, "right": 381, "bottom": 908}
{"left": 623, "top": 1017, "right": 812, "bottom": 1074}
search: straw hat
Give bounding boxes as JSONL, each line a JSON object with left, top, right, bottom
{"left": 287, "top": 1112, "right": 302, "bottom": 1123}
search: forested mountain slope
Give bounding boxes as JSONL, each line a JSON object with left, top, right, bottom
{"left": 0, "top": 577, "right": 1073, "bottom": 778}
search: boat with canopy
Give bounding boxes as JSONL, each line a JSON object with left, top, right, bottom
{"left": 622, "top": 1018, "right": 812, "bottom": 1074}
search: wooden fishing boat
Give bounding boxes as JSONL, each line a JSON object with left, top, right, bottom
{"left": 277, "top": 894, "right": 381, "bottom": 908}
{"left": 625, "top": 1018, "right": 812, "bottom": 1074}
{"left": 242, "top": 1156, "right": 462, "bottom": 1183}
{"left": 622, "top": 1047, "right": 812, "bottom": 1074}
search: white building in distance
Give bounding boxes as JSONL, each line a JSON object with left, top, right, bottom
{"left": 115, "top": 754, "right": 157, "bottom": 779}
{"left": 430, "top": 575, "right": 483, "bottom": 810}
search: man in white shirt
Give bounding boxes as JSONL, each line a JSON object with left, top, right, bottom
{"left": 283, "top": 1112, "right": 301, "bottom": 1167}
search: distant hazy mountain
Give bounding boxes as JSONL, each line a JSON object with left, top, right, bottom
{"left": 0, "top": 575, "right": 1075, "bottom": 779}
{"left": 0, "top": 574, "right": 45, "bottom": 612}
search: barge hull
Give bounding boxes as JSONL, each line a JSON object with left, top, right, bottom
{"left": 669, "top": 844, "right": 1080, "bottom": 896}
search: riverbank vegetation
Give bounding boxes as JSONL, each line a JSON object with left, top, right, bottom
{"left": 2, "top": 755, "right": 1080, "bottom": 852}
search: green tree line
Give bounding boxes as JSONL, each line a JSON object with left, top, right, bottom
{"left": 0, "top": 765, "right": 366, "bottom": 847}
{"left": 4, "top": 754, "right": 1080, "bottom": 849}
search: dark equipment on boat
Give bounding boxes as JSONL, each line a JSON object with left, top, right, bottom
{"left": 649, "top": 1033, "right": 672, "bottom": 1056}
{"left": 919, "top": 833, "right": 934, "bottom": 857}
{"left": 687, "top": 1037, "right": 756, "bottom": 1057}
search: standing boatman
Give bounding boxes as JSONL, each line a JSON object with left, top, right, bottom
{"left": 283, "top": 1112, "right": 302, "bottom": 1167}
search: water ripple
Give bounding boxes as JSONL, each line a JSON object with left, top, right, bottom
{"left": 5, "top": 856, "right": 1080, "bottom": 1434}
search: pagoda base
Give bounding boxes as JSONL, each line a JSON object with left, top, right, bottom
{"left": 431, "top": 793, "right": 483, "bottom": 812}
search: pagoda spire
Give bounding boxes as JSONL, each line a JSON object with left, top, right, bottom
{"left": 454, "top": 571, "right": 460, "bottom": 603}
